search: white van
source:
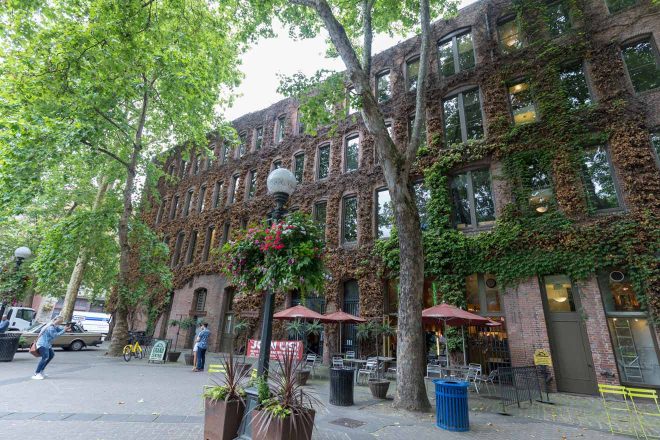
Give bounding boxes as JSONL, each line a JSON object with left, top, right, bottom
{"left": 70, "top": 311, "right": 111, "bottom": 335}
{"left": 5, "top": 307, "right": 36, "bottom": 331}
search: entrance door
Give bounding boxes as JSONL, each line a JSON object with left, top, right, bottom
{"left": 220, "top": 289, "right": 235, "bottom": 353}
{"left": 541, "top": 275, "right": 598, "bottom": 395}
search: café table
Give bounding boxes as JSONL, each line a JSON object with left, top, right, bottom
{"left": 440, "top": 366, "right": 469, "bottom": 380}
{"left": 343, "top": 358, "right": 368, "bottom": 383}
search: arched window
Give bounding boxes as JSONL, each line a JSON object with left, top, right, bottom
{"left": 194, "top": 288, "right": 207, "bottom": 312}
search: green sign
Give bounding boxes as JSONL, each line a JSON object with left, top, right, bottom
{"left": 149, "top": 339, "right": 168, "bottom": 363}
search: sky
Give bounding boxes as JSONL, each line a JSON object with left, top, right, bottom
{"left": 223, "top": 0, "right": 478, "bottom": 121}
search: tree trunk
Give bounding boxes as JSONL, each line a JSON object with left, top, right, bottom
{"left": 61, "top": 177, "right": 110, "bottom": 322}
{"left": 108, "top": 80, "right": 149, "bottom": 356}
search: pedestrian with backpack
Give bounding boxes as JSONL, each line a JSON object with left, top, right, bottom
{"left": 32, "top": 315, "right": 71, "bottom": 380}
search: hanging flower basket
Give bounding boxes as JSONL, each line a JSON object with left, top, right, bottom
{"left": 219, "top": 212, "right": 326, "bottom": 296}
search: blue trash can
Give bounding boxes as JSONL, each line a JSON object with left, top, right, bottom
{"left": 433, "top": 379, "right": 469, "bottom": 432}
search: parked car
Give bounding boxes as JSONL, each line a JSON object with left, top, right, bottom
{"left": 16, "top": 322, "right": 103, "bottom": 351}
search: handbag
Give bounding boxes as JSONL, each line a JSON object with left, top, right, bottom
{"left": 29, "top": 341, "right": 40, "bottom": 357}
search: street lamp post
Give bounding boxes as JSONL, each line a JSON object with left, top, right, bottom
{"left": 238, "top": 168, "right": 297, "bottom": 439}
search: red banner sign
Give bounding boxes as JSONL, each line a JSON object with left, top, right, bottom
{"left": 246, "top": 339, "right": 304, "bottom": 361}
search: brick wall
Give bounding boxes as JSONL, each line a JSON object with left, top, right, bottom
{"left": 503, "top": 277, "right": 557, "bottom": 390}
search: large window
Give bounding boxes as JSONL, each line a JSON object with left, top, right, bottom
{"left": 406, "top": 57, "right": 420, "bottom": 91}
{"left": 344, "top": 135, "right": 359, "bottom": 172}
{"left": 155, "top": 202, "right": 164, "bottom": 225}
{"left": 229, "top": 175, "right": 240, "bottom": 204}
{"left": 376, "top": 188, "right": 393, "bottom": 239}
{"left": 466, "top": 273, "right": 502, "bottom": 314}
{"left": 342, "top": 195, "right": 358, "bottom": 244}
{"left": 192, "top": 155, "right": 200, "bottom": 175}
{"left": 247, "top": 169, "right": 257, "bottom": 199}
{"left": 598, "top": 270, "right": 660, "bottom": 386}
{"left": 450, "top": 169, "right": 495, "bottom": 229}
{"left": 220, "top": 143, "right": 230, "bottom": 164}
{"left": 581, "top": 146, "right": 621, "bottom": 210}
{"left": 197, "top": 185, "right": 207, "bottom": 212}
{"left": 202, "top": 225, "right": 215, "bottom": 262}
{"left": 172, "top": 232, "right": 185, "bottom": 267}
{"left": 438, "top": 30, "right": 475, "bottom": 77}
{"left": 414, "top": 181, "right": 430, "bottom": 230}
{"left": 275, "top": 115, "right": 286, "bottom": 143}
{"left": 170, "top": 195, "right": 179, "bottom": 219}
{"left": 313, "top": 201, "right": 327, "bottom": 237}
{"left": 238, "top": 132, "right": 247, "bottom": 157}
{"left": 183, "top": 189, "right": 194, "bottom": 217}
{"left": 185, "top": 230, "right": 197, "bottom": 264}
{"left": 559, "top": 62, "right": 592, "bottom": 108}
{"left": 508, "top": 80, "right": 537, "bottom": 125}
{"left": 546, "top": 1, "right": 572, "bottom": 37}
{"left": 255, "top": 126, "right": 263, "bottom": 150}
{"left": 272, "top": 160, "right": 282, "bottom": 170}
{"left": 622, "top": 38, "right": 660, "bottom": 93}
{"left": 498, "top": 17, "right": 523, "bottom": 53}
{"left": 442, "top": 88, "right": 484, "bottom": 144}
{"left": 195, "top": 289, "right": 207, "bottom": 312}
{"left": 213, "top": 182, "right": 223, "bottom": 208}
{"left": 317, "top": 144, "right": 330, "bottom": 180}
{"left": 293, "top": 153, "right": 304, "bottom": 182}
{"left": 522, "top": 160, "right": 554, "bottom": 214}
{"left": 605, "top": 0, "right": 637, "bottom": 13}
{"left": 222, "top": 223, "right": 230, "bottom": 245}
{"left": 376, "top": 70, "right": 391, "bottom": 102}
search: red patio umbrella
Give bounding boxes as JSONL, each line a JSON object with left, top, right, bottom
{"left": 323, "top": 310, "right": 366, "bottom": 355}
{"left": 273, "top": 305, "right": 327, "bottom": 321}
{"left": 422, "top": 303, "right": 491, "bottom": 365}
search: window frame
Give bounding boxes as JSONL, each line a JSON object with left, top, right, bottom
{"left": 449, "top": 165, "right": 496, "bottom": 230}
{"left": 183, "top": 188, "right": 194, "bottom": 217}
{"left": 343, "top": 133, "right": 360, "bottom": 173}
{"left": 202, "top": 225, "right": 215, "bottom": 262}
{"left": 246, "top": 169, "right": 258, "bottom": 199}
{"left": 580, "top": 145, "right": 624, "bottom": 213}
{"left": 185, "top": 230, "right": 198, "bottom": 265}
{"left": 212, "top": 181, "right": 223, "bottom": 209}
{"left": 155, "top": 202, "right": 165, "bottom": 225}
{"left": 228, "top": 174, "right": 240, "bottom": 205}
{"left": 316, "top": 143, "right": 331, "bottom": 180}
{"left": 438, "top": 27, "right": 476, "bottom": 77}
{"left": 237, "top": 132, "right": 248, "bottom": 158}
{"left": 497, "top": 15, "right": 524, "bottom": 54}
{"left": 558, "top": 60, "right": 594, "bottom": 108}
{"left": 254, "top": 126, "right": 264, "bottom": 150}
{"left": 341, "top": 194, "right": 359, "bottom": 245}
{"left": 170, "top": 195, "right": 179, "bottom": 220}
{"left": 620, "top": 36, "right": 660, "bottom": 94}
{"left": 605, "top": 0, "right": 638, "bottom": 14}
{"left": 507, "top": 78, "right": 539, "bottom": 125}
{"left": 275, "top": 115, "right": 286, "bottom": 143}
{"left": 405, "top": 55, "right": 420, "bottom": 92}
{"left": 171, "top": 231, "right": 185, "bottom": 267}
{"left": 546, "top": 0, "right": 574, "bottom": 38}
{"left": 222, "top": 222, "right": 231, "bottom": 245}
{"left": 375, "top": 186, "right": 394, "bottom": 239}
{"left": 465, "top": 273, "right": 504, "bottom": 316}
{"left": 293, "top": 151, "right": 305, "bottom": 183}
{"left": 313, "top": 200, "right": 328, "bottom": 238}
{"left": 197, "top": 185, "right": 207, "bottom": 213}
{"left": 650, "top": 129, "right": 660, "bottom": 169}
{"left": 442, "top": 86, "right": 485, "bottom": 144}
{"left": 375, "top": 69, "right": 392, "bottom": 103}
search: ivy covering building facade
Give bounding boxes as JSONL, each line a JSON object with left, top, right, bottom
{"left": 145, "top": 0, "right": 659, "bottom": 393}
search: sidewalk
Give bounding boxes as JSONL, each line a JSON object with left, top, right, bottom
{"left": 0, "top": 348, "right": 639, "bottom": 439}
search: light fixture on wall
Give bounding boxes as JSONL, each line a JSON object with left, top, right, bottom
{"left": 529, "top": 187, "right": 553, "bottom": 213}
{"left": 610, "top": 271, "right": 625, "bottom": 283}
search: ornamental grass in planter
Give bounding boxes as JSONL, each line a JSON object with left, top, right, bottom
{"left": 357, "top": 321, "right": 395, "bottom": 399}
{"left": 252, "top": 350, "right": 320, "bottom": 440}
{"left": 203, "top": 354, "right": 251, "bottom": 440}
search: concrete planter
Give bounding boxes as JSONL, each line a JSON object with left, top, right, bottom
{"left": 204, "top": 398, "right": 245, "bottom": 440}
{"left": 0, "top": 333, "right": 21, "bottom": 362}
{"left": 252, "top": 408, "right": 315, "bottom": 440}
{"left": 184, "top": 353, "right": 195, "bottom": 366}
{"left": 167, "top": 351, "right": 182, "bottom": 363}
{"left": 368, "top": 379, "right": 390, "bottom": 399}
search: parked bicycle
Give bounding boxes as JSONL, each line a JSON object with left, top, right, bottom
{"left": 122, "top": 333, "right": 144, "bottom": 362}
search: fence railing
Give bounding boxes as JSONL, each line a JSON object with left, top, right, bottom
{"left": 497, "top": 366, "right": 551, "bottom": 412}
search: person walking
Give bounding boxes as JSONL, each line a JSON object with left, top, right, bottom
{"left": 194, "top": 323, "right": 210, "bottom": 372}
{"left": 0, "top": 315, "right": 9, "bottom": 333}
{"left": 32, "top": 316, "right": 71, "bottom": 380}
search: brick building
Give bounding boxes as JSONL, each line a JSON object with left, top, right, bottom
{"left": 145, "top": 0, "right": 660, "bottom": 394}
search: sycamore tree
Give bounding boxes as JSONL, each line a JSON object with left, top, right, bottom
{"left": 249, "top": 0, "right": 456, "bottom": 411}
{"left": 1, "top": 0, "right": 244, "bottom": 355}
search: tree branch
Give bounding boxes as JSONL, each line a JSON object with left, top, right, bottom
{"left": 361, "top": 0, "right": 373, "bottom": 76}
{"left": 81, "top": 140, "right": 131, "bottom": 169}
{"left": 405, "top": 0, "right": 431, "bottom": 165}
{"left": 94, "top": 108, "right": 132, "bottom": 140}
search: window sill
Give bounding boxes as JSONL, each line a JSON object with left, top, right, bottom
{"left": 592, "top": 207, "right": 626, "bottom": 216}
{"left": 457, "top": 225, "right": 495, "bottom": 234}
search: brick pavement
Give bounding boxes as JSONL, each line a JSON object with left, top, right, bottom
{"left": 0, "top": 346, "right": 640, "bottom": 439}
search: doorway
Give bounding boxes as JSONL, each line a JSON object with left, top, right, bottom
{"left": 541, "top": 275, "right": 598, "bottom": 395}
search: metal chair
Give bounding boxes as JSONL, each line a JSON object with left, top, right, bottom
{"left": 426, "top": 363, "right": 443, "bottom": 379}
{"left": 465, "top": 364, "right": 482, "bottom": 394}
{"left": 332, "top": 356, "right": 345, "bottom": 368}
{"left": 475, "top": 369, "right": 499, "bottom": 395}
{"left": 357, "top": 359, "right": 378, "bottom": 384}
{"left": 305, "top": 354, "right": 318, "bottom": 377}
{"left": 628, "top": 386, "right": 660, "bottom": 439}
{"left": 598, "top": 384, "right": 639, "bottom": 438}
{"left": 345, "top": 351, "right": 356, "bottom": 359}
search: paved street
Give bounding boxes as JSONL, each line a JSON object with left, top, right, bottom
{"left": 0, "top": 345, "right": 633, "bottom": 439}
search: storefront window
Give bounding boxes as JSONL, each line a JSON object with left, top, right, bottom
{"left": 599, "top": 269, "right": 660, "bottom": 386}
{"left": 543, "top": 274, "right": 576, "bottom": 312}
{"left": 466, "top": 273, "right": 502, "bottom": 315}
